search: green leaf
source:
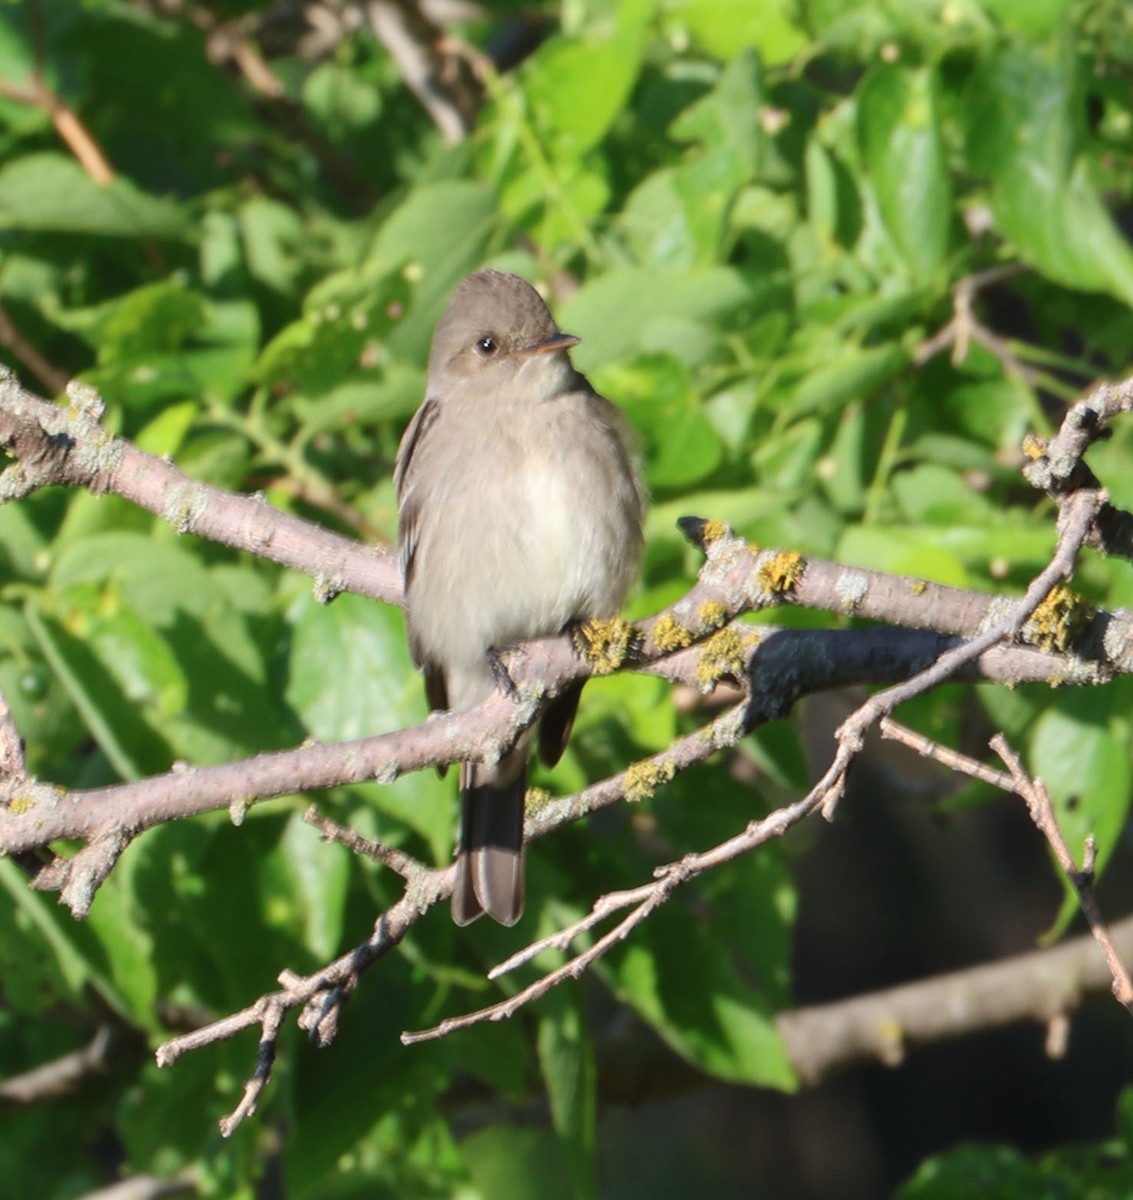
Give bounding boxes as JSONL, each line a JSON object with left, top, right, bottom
{"left": 560, "top": 266, "right": 751, "bottom": 370}
{"left": 462, "top": 1127, "right": 576, "bottom": 1200}
{"left": 66, "top": 287, "right": 257, "bottom": 410}
{"left": 0, "top": 640, "right": 85, "bottom": 775}
{"left": 1029, "top": 687, "right": 1132, "bottom": 936}
{"left": 133, "top": 400, "right": 199, "bottom": 458}
{"left": 786, "top": 342, "right": 909, "bottom": 417}
{"left": 835, "top": 525, "right": 971, "bottom": 585}
{"left": 239, "top": 196, "right": 307, "bottom": 297}
{"left": 499, "top": 156, "right": 611, "bottom": 252}
{"left": 261, "top": 811, "right": 351, "bottom": 961}
{"left": 602, "top": 354, "right": 724, "bottom": 490}
{"left": 26, "top": 591, "right": 181, "bottom": 779}
{"left": 669, "top": 48, "right": 762, "bottom": 160}
{"left": 979, "top": 0, "right": 1076, "bottom": 39}
{"left": 0, "top": 855, "right": 129, "bottom": 1020}
{"left": 670, "top": 0, "right": 806, "bottom": 62}
{"left": 858, "top": 64, "right": 950, "bottom": 283}
{"left": 282, "top": 591, "right": 452, "bottom": 862}
{"left": 537, "top": 987, "right": 597, "bottom": 1200}
{"left": 0, "top": 860, "right": 93, "bottom": 1010}
{"left": 361, "top": 181, "right": 499, "bottom": 362}
{"left": 47, "top": 534, "right": 283, "bottom": 764}
{"left": 615, "top": 51, "right": 764, "bottom": 266}
{"left": 820, "top": 401, "right": 869, "bottom": 515}
{"left": 892, "top": 464, "right": 995, "bottom": 524}
{"left": 98, "top": 280, "right": 207, "bottom": 362}
{"left": 524, "top": 0, "right": 650, "bottom": 157}
{"left": 84, "top": 849, "right": 159, "bottom": 1029}
{"left": 896, "top": 1143, "right": 1059, "bottom": 1200}
{"left": 966, "top": 42, "right": 1133, "bottom": 305}
{"left": 0, "top": 153, "right": 191, "bottom": 238}
{"left": 302, "top": 59, "right": 383, "bottom": 131}
{"left": 602, "top": 900, "right": 796, "bottom": 1089}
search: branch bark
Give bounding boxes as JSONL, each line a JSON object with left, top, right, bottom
{"left": 2, "top": 365, "right": 1132, "bottom": 1133}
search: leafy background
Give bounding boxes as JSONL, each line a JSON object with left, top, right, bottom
{"left": 2, "top": 0, "right": 1133, "bottom": 1196}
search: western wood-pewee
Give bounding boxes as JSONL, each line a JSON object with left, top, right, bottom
{"left": 395, "top": 269, "right": 645, "bottom": 926}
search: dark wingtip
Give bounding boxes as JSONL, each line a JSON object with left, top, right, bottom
{"left": 451, "top": 855, "right": 483, "bottom": 926}
{"left": 454, "top": 764, "right": 526, "bottom": 927}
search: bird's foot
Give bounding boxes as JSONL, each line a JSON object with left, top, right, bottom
{"left": 487, "top": 648, "right": 520, "bottom": 699}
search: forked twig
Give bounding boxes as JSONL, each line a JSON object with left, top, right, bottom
{"left": 992, "top": 734, "right": 1133, "bottom": 1014}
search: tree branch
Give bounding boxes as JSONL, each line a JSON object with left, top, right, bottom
{"left": 1, "top": 364, "right": 1131, "bottom": 1132}
{"left": 777, "top": 914, "right": 1133, "bottom": 1084}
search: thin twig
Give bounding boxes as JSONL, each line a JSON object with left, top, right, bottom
{"left": 778, "top": 912, "right": 1133, "bottom": 1084}
{"left": 0, "top": 1025, "right": 116, "bottom": 1105}
{"left": 0, "top": 686, "right": 26, "bottom": 779}
{"left": 878, "top": 717, "right": 1016, "bottom": 792}
{"left": 913, "top": 264, "right": 1037, "bottom": 382}
{"left": 0, "top": 301, "right": 70, "bottom": 395}
{"left": 366, "top": 0, "right": 477, "bottom": 144}
{"left": 217, "top": 1002, "right": 285, "bottom": 1136}
{"left": 992, "top": 733, "right": 1133, "bottom": 1014}
{"left": 303, "top": 804, "right": 421, "bottom": 879}
{"left": 820, "top": 486, "right": 1103, "bottom": 817}
{"left": 0, "top": 0, "right": 115, "bottom": 185}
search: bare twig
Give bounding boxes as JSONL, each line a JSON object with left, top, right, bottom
{"left": 878, "top": 717, "right": 1016, "bottom": 792}
{"left": 818, "top": 487, "right": 1103, "bottom": 818}
{"left": 5, "top": 372, "right": 1132, "bottom": 680}
{"left": 0, "top": 1025, "right": 116, "bottom": 1105}
{"left": 0, "top": 1, "right": 114, "bottom": 183}
{"left": 0, "top": 371, "right": 402, "bottom": 604}
{"left": 303, "top": 804, "right": 420, "bottom": 879}
{"left": 913, "top": 264, "right": 1037, "bottom": 381}
{"left": 0, "top": 301, "right": 70, "bottom": 396}
{"left": 1023, "top": 375, "right": 1133, "bottom": 563}
{"left": 778, "top": 912, "right": 1133, "bottom": 1084}
{"left": 992, "top": 734, "right": 1133, "bottom": 1014}
{"left": 0, "top": 360, "right": 1128, "bottom": 1127}
{"left": 0, "top": 686, "right": 26, "bottom": 779}
{"left": 218, "top": 1002, "right": 285, "bottom": 1136}
{"left": 156, "top": 878, "right": 438, "bottom": 1133}
{"left": 403, "top": 772, "right": 837, "bottom": 1043}
{"left": 0, "top": 80, "right": 114, "bottom": 185}
{"left": 401, "top": 489, "right": 1107, "bottom": 1042}
{"left": 366, "top": 0, "right": 478, "bottom": 144}
{"left": 75, "top": 1172, "right": 196, "bottom": 1200}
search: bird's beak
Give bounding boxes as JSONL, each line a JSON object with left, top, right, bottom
{"left": 515, "top": 331, "right": 581, "bottom": 357}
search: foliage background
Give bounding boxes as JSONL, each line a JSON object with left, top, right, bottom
{"left": 2, "top": 0, "right": 1133, "bottom": 1196}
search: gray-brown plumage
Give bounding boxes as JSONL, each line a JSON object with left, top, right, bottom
{"left": 395, "top": 269, "right": 645, "bottom": 925}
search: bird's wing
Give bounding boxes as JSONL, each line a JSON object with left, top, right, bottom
{"left": 393, "top": 394, "right": 441, "bottom": 590}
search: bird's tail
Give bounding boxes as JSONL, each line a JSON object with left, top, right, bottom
{"left": 452, "top": 755, "right": 526, "bottom": 926}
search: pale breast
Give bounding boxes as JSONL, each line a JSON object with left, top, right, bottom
{"left": 404, "top": 386, "right": 642, "bottom": 688}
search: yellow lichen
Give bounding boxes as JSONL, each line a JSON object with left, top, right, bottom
{"left": 756, "top": 551, "right": 805, "bottom": 599}
{"left": 701, "top": 518, "right": 729, "bottom": 545}
{"left": 696, "top": 599, "right": 728, "bottom": 632}
{"left": 1021, "top": 432, "right": 1047, "bottom": 461}
{"left": 624, "top": 758, "right": 676, "bottom": 802}
{"left": 523, "top": 786, "right": 552, "bottom": 815}
{"left": 1024, "top": 585, "right": 1095, "bottom": 653}
{"left": 573, "top": 616, "right": 637, "bottom": 674}
{"left": 910, "top": 579, "right": 928, "bottom": 597}
{"left": 7, "top": 794, "right": 36, "bottom": 815}
{"left": 652, "top": 613, "right": 694, "bottom": 652}
{"left": 695, "top": 627, "right": 747, "bottom": 690}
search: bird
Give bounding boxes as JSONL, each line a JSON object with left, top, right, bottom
{"left": 395, "top": 269, "right": 645, "bottom": 925}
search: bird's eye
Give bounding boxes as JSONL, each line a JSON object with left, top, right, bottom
{"left": 476, "top": 335, "right": 498, "bottom": 356}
